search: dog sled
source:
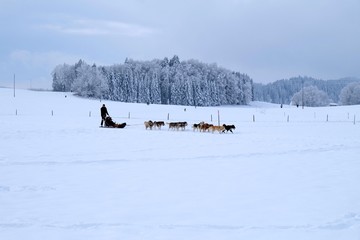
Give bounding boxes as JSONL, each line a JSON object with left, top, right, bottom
{"left": 101, "top": 116, "right": 126, "bottom": 128}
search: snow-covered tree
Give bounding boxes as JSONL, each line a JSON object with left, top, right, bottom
{"left": 291, "top": 86, "right": 330, "bottom": 107}
{"left": 71, "top": 61, "right": 108, "bottom": 99}
{"left": 340, "top": 82, "right": 360, "bottom": 105}
{"left": 52, "top": 63, "right": 76, "bottom": 92}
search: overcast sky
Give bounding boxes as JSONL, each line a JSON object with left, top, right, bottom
{"left": 1, "top": 0, "right": 359, "bottom": 89}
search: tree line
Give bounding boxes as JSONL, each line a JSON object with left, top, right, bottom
{"left": 52, "top": 56, "right": 253, "bottom": 107}
{"left": 254, "top": 76, "right": 360, "bottom": 106}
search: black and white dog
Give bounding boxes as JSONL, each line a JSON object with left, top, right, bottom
{"left": 222, "top": 124, "right": 236, "bottom": 133}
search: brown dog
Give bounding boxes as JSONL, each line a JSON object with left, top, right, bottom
{"left": 208, "top": 125, "right": 225, "bottom": 133}
{"left": 199, "top": 123, "right": 213, "bottom": 132}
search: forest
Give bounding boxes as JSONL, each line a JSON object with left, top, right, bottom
{"left": 52, "top": 56, "right": 253, "bottom": 107}
{"left": 253, "top": 76, "right": 360, "bottom": 106}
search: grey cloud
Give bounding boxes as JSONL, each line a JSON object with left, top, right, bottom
{"left": 38, "top": 19, "right": 157, "bottom": 37}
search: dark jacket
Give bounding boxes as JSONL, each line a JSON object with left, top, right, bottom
{"left": 101, "top": 106, "right": 108, "bottom": 117}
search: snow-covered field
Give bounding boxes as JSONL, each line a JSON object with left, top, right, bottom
{"left": 1, "top": 87, "right": 360, "bottom": 240}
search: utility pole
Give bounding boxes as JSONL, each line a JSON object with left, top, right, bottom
{"left": 13, "top": 74, "right": 16, "bottom": 98}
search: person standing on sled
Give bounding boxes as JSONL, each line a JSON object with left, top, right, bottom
{"left": 100, "top": 104, "right": 109, "bottom": 127}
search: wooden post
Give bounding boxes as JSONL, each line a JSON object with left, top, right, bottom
{"left": 217, "top": 110, "right": 220, "bottom": 126}
{"left": 326, "top": 114, "right": 328, "bottom": 122}
{"left": 16, "top": 109, "right": 17, "bottom": 115}
{"left": 253, "top": 115, "right": 255, "bottom": 122}
{"left": 167, "top": 113, "right": 169, "bottom": 120}
{"left": 354, "top": 115, "right": 356, "bottom": 125}
{"left": 52, "top": 110, "right": 54, "bottom": 116}
{"left": 287, "top": 115, "right": 289, "bottom": 122}
{"left": 89, "top": 111, "right": 91, "bottom": 117}
{"left": 128, "top": 112, "right": 131, "bottom": 119}
{"left": 211, "top": 114, "right": 213, "bottom": 122}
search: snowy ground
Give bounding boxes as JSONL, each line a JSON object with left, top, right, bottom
{"left": 1, "top": 87, "right": 360, "bottom": 240}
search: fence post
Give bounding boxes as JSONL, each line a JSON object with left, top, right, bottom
{"left": 128, "top": 112, "right": 131, "bottom": 119}
{"left": 253, "top": 115, "right": 255, "bottom": 122}
{"left": 16, "top": 109, "right": 17, "bottom": 115}
{"left": 287, "top": 115, "right": 289, "bottom": 122}
{"left": 326, "top": 114, "right": 328, "bottom": 122}
{"left": 211, "top": 114, "right": 213, "bottom": 122}
{"left": 89, "top": 111, "right": 91, "bottom": 117}
{"left": 217, "top": 110, "right": 220, "bottom": 126}
{"left": 354, "top": 115, "right": 356, "bottom": 125}
{"left": 52, "top": 110, "right": 54, "bottom": 116}
{"left": 167, "top": 113, "right": 169, "bottom": 120}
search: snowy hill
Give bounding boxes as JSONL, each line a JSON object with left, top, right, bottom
{"left": 1, "top": 88, "right": 360, "bottom": 240}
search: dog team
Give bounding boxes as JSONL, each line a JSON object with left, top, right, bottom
{"left": 101, "top": 104, "right": 235, "bottom": 133}
{"left": 144, "top": 120, "right": 235, "bottom": 133}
